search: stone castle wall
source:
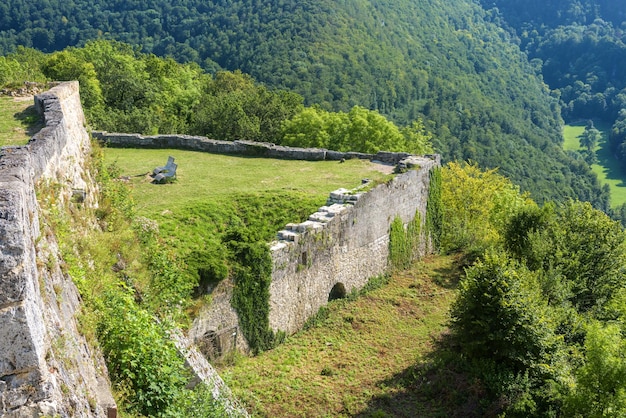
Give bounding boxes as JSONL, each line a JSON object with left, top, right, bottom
{"left": 0, "top": 84, "right": 439, "bottom": 414}
{"left": 93, "top": 118, "right": 441, "bottom": 355}
{"left": 0, "top": 82, "right": 115, "bottom": 417}
{"left": 269, "top": 156, "right": 438, "bottom": 334}
{"left": 189, "top": 153, "right": 440, "bottom": 351}
{"left": 92, "top": 131, "right": 417, "bottom": 164}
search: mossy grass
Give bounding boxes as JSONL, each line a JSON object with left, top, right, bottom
{"left": 0, "top": 96, "right": 42, "bottom": 146}
{"left": 218, "top": 255, "right": 461, "bottom": 417}
{"left": 103, "top": 148, "right": 390, "bottom": 217}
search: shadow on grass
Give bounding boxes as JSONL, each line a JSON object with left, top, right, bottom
{"left": 593, "top": 121, "right": 626, "bottom": 187}
{"left": 15, "top": 105, "right": 43, "bottom": 137}
{"left": 428, "top": 252, "right": 469, "bottom": 289}
{"left": 354, "top": 254, "right": 504, "bottom": 418}
{"left": 354, "top": 333, "right": 501, "bottom": 418}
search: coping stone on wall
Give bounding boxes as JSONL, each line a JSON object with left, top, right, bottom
{"left": 97, "top": 131, "right": 451, "bottom": 164}
{"left": 267, "top": 154, "right": 440, "bottom": 335}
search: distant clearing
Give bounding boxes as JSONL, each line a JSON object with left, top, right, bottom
{"left": 563, "top": 121, "right": 626, "bottom": 208}
{"left": 0, "top": 96, "right": 41, "bottom": 146}
{"left": 103, "top": 147, "right": 391, "bottom": 219}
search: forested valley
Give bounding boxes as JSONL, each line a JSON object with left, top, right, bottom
{"left": 3, "top": 0, "right": 626, "bottom": 417}
{"left": 479, "top": 0, "right": 626, "bottom": 214}
{"left": 0, "top": 0, "right": 614, "bottom": 210}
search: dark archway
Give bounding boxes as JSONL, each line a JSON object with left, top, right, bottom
{"left": 197, "top": 330, "right": 220, "bottom": 360}
{"left": 328, "top": 282, "right": 347, "bottom": 301}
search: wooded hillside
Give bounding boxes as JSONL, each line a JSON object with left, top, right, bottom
{"left": 0, "top": 0, "right": 611, "bottom": 208}
{"left": 481, "top": 1, "right": 626, "bottom": 175}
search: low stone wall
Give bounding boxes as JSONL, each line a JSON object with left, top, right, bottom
{"left": 92, "top": 131, "right": 422, "bottom": 164}
{"left": 0, "top": 82, "right": 115, "bottom": 417}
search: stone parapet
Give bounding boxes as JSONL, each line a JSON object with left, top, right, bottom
{"left": 93, "top": 131, "right": 424, "bottom": 164}
{"left": 0, "top": 82, "right": 115, "bottom": 417}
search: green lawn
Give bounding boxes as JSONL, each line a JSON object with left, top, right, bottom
{"left": 0, "top": 96, "right": 41, "bottom": 146}
{"left": 104, "top": 147, "right": 391, "bottom": 219}
{"left": 562, "top": 123, "right": 585, "bottom": 152}
{"left": 563, "top": 120, "right": 626, "bottom": 208}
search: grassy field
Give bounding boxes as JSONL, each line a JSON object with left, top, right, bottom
{"left": 104, "top": 147, "right": 392, "bottom": 219}
{"left": 0, "top": 96, "right": 41, "bottom": 146}
{"left": 217, "top": 255, "right": 461, "bottom": 418}
{"left": 563, "top": 120, "right": 626, "bottom": 207}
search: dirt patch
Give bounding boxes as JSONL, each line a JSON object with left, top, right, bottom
{"left": 13, "top": 95, "right": 34, "bottom": 102}
{"left": 370, "top": 160, "right": 395, "bottom": 174}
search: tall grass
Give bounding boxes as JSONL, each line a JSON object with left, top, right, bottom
{"left": 218, "top": 255, "right": 460, "bottom": 417}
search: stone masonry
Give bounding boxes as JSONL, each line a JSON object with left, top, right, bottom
{"left": 94, "top": 113, "right": 441, "bottom": 360}
{"left": 269, "top": 155, "right": 438, "bottom": 334}
{"left": 0, "top": 82, "right": 115, "bottom": 417}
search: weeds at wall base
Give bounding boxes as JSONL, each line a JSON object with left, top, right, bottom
{"left": 34, "top": 143, "right": 204, "bottom": 416}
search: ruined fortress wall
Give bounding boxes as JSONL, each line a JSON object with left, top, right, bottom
{"left": 0, "top": 82, "right": 114, "bottom": 417}
{"left": 269, "top": 156, "right": 439, "bottom": 334}
{"left": 94, "top": 127, "right": 440, "bottom": 351}
{"left": 189, "top": 155, "right": 439, "bottom": 350}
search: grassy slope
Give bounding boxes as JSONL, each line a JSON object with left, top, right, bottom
{"left": 0, "top": 96, "right": 41, "bottom": 146}
{"left": 563, "top": 121, "right": 626, "bottom": 207}
{"left": 103, "top": 148, "right": 390, "bottom": 218}
{"left": 218, "top": 255, "right": 461, "bottom": 418}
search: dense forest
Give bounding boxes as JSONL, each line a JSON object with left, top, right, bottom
{"left": 0, "top": 0, "right": 613, "bottom": 210}
{"left": 480, "top": 1, "right": 626, "bottom": 172}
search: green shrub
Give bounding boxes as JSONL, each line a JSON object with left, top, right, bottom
{"left": 425, "top": 166, "right": 443, "bottom": 252}
{"left": 226, "top": 227, "right": 280, "bottom": 354}
{"left": 97, "top": 286, "right": 189, "bottom": 417}
{"left": 451, "top": 251, "right": 561, "bottom": 375}
{"left": 450, "top": 251, "right": 568, "bottom": 415}
{"left": 563, "top": 321, "right": 626, "bottom": 417}
{"left": 440, "top": 162, "right": 533, "bottom": 254}
{"left": 389, "top": 213, "right": 422, "bottom": 271}
{"left": 166, "top": 384, "right": 230, "bottom": 418}
{"left": 504, "top": 200, "right": 626, "bottom": 315}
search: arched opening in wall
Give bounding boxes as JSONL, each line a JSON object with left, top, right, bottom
{"left": 197, "top": 327, "right": 239, "bottom": 360}
{"left": 197, "top": 330, "right": 220, "bottom": 360}
{"left": 328, "top": 282, "right": 347, "bottom": 301}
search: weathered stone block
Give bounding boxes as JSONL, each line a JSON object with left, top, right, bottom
{"left": 0, "top": 304, "right": 44, "bottom": 380}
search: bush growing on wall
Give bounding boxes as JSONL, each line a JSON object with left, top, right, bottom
{"left": 97, "top": 287, "right": 189, "bottom": 416}
{"left": 226, "top": 226, "right": 284, "bottom": 354}
{"left": 388, "top": 213, "right": 422, "bottom": 271}
{"left": 426, "top": 166, "right": 443, "bottom": 252}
